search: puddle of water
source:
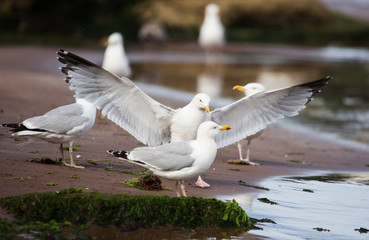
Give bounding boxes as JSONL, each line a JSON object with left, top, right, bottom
{"left": 221, "top": 172, "right": 369, "bottom": 240}
{"left": 128, "top": 49, "right": 369, "bottom": 145}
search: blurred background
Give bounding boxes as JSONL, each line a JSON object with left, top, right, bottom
{"left": 1, "top": 0, "right": 368, "bottom": 46}
{"left": 1, "top": 0, "right": 369, "bottom": 144}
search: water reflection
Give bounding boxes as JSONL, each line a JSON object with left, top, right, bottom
{"left": 130, "top": 48, "right": 369, "bottom": 144}
{"left": 85, "top": 225, "right": 246, "bottom": 240}
{"left": 223, "top": 172, "right": 369, "bottom": 240}
{"left": 196, "top": 66, "right": 224, "bottom": 98}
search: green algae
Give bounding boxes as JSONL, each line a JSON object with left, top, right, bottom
{"left": 355, "top": 227, "right": 368, "bottom": 234}
{"left": 0, "top": 219, "right": 90, "bottom": 240}
{"left": 0, "top": 188, "right": 251, "bottom": 230}
{"left": 313, "top": 227, "right": 330, "bottom": 232}
{"left": 238, "top": 180, "right": 269, "bottom": 191}
{"left": 45, "top": 182, "right": 58, "bottom": 186}
{"left": 257, "top": 198, "right": 278, "bottom": 205}
{"left": 303, "top": 189, "right": 314, "bottom": 193}
{"left": 6, "top": 177, "right": 24, "bottom": 182}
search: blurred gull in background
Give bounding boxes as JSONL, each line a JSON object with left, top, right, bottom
{"left": 138, "top": 21, "right": 167, "bottom": 45}
{"left": 198, "top": 3, "right": 225, "bottom": 64}
{"left": 2, "top": 98, "right": 96, "bottom": 169}
{"left": 102, "top": 32, "right": 132, "bottom": 77}
{"left": 108, "top": 121, "right": 231, "bottom": 197}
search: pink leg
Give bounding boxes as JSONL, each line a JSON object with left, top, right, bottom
{"left": 195, "top": 176, "right": 210, "bottom": 188}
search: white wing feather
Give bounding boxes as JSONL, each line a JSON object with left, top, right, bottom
{"left": 57, "top": 49, "right": 175, "bottom": 146}
{"left": 210, "top": 77, "right": 330, "bottom": 148}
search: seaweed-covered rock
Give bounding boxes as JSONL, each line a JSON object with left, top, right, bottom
{"left": 0, "top": 188, "right": 251, "bottom": 229}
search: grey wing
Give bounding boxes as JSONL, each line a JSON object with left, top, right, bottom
{"left": 57, "top": 49, "right": 175, "bottom": 146}
{"left": 210, "top": 76, "right": 331, "bottom": 148}
{"left": 23, "top": 114, "right": 89, "bottom": 134}
{"left": 44, "top": 102, "right": 84, "bottom": 116}
{"left": 130, "top": 142, "right": 196, "bottom": 171}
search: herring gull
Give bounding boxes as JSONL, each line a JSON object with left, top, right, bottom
{"left": 2, "top": 98, "right": 96, "bottom": 168}
{"left": 230, "top": 83, "right": 266, "bottom": 165}
{"left": 198, "top": 3, "right": 225, "bottom": 64}
{"left": 102, "top": 32, "right": 132, "bottom": 77}
{"left": 108, "top": 121, "right": 231, "bottom": 197}
{"left": 198, "top": 3, "right": 225, "bottom": 50}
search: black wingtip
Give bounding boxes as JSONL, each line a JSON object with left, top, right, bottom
{"left": 2, "top": 123, "right": 27, "bottom": 132}
{"left": 107, "top": 150, "right": 128, "bottom": 159}
{"left": 298, "top": 75, "right": 332, "bottom": 95}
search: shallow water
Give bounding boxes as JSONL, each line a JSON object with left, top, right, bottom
{"left": 129, "top": 45, "right": 369, "bottom": 145}
{"left": 220, "top": 172, "right": 369, "bottom": 240}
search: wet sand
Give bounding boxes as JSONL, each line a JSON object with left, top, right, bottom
{"left": 1, "top": 45, "right": 368, "bottom": 238}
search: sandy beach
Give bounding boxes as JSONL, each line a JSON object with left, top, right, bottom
{"left": 1, "top": 45, "right": 368, "bottom": 238}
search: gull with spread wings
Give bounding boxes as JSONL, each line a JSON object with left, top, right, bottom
{"left": 57, "top": 49, "right": 331, "bottom": 184}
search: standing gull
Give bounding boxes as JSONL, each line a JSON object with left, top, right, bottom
{"left": 199, "top": 3, "right": 225, "bottom": 64}
{"left": 102, "top": 32, "right": 132, "bottom": 77}
{"left": 108, "top": 121, "right": 231, "bottom": 197}
{"left": 230, "top": 83, "right": 266, "bottom": 165}
{"left": 199, "top": 3, "right": 225, "bottom": 50}
{"left": 57, "top": 49, "right": 331, "bottom": 178}
{"left": 2, "top": 98, "right": 96, "bottom": 168}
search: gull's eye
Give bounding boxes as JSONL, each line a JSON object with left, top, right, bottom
{"left": 200, "top": 99, "right": 203, "bottom": 103}
{"left": 213, "top": 127, "right": 217, "bottom": 129}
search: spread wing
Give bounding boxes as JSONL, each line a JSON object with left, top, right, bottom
{"left": 210, "top": 76, "right": 331, "bottom": 148}
{"left": 57, "top": 49, "right": 175, "bottom": 146}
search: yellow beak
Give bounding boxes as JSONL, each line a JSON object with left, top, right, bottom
{"left": 233, "top": 85, "right": 246, "bottom": 92}
{"left": 204, "top": 105, "right": 210, "bottom": 113}
{"left": 220, "top": 125, "right": 231, "bottom": 131}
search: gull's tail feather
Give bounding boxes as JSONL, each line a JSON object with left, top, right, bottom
{"left": 2, "top": 123, "right": 27, "bottom": 132}
{"left": 2, "top": 123, "right": 48, "bottom": 134}
{"left": 107, "top": 150, "right": 128, "bottom": 159}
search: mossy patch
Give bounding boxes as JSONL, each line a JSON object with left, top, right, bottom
{"left": 0, "top": 219, "right": 90, "bottom": 240}
{"left": 288, "top": 159, "right": 303, "bottom": 163}
{"left": 104, "top": 166, "right": 135, "bottom": 175}
{"left": 313, "top": 227, "right": 330, "bottom": 232}
{"left": 303, "top": 189, "right": 314, "bottom": 193}
{"left": 87, "top": 159, "right": 98, "bottom": 165}
{"left": 31, "top": 158, "right": 60, "bottom": 165}
{"left": 238, "top": 180, "right": 269, "bottom": 191}
{"left": 6, "top": 177, "right": 24, "bottom": 182}
{"left": 355, "top": 227, "right": 368, "bottom": 234}
{"left": 0, "top": 188, "right": 251, "bottom": 230}
{"left": 257, "top": 198, "right": 278, "bottom": 205}
{"left": 120, "top": 175, "right": 162, "bottom": 190}
{"left": 45, "top": 182, "right": 58, "bottom": 186}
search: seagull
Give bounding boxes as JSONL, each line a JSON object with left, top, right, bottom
{"left": 108, "top": 121, "right": 231, "bottom": 197}
{"left": 231, "top": 83, "right": 266, "bottom": 165}
{"left": 57, "top": 49, "right": 331, "bottom": 181}
{"left": 198, "top": 3, "right": 225, "bottom": 64}
{"left": 102, "top": 32, "right": 132, "bottom": 77}
{"left": 2, "top": 98, "right": 96, "bottom": 168}
{"left": 199, "top": 3, "right": 225, "bottom": 50}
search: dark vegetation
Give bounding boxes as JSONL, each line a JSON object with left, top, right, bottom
{"left": 1, "top": 0, "right": 368, "bottom": 46}
{"left": 0, "top": 188, "right": 251, "bottom": 238}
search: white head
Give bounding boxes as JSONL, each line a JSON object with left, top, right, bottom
{"left": 191, "top": 93, "right": 211, "bottom": 113}
{"left": 205, "top": 3, "right": 220, "bottom": 16}
{"left": 233, "top": 83, "right": 266, "bottom": 97}
{"left": 197, "top": 121, "right": 231, "bottom": 140}
{"left": 107, "top": 32, "right": 123, "bottom": 46}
